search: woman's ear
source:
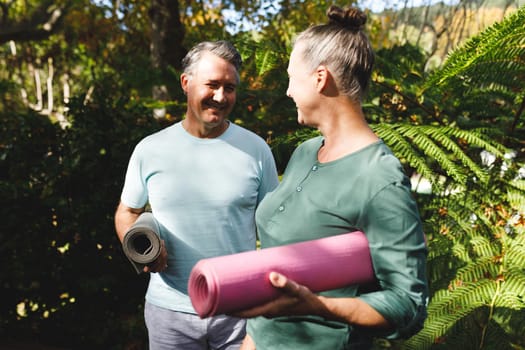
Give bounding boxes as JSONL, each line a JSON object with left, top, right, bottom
{"left": 316, "top": 65, "right": 329, "bottom": 92}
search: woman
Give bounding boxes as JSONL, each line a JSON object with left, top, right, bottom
{"left": 235, "top": 5, "right": 428, "bottom": 350}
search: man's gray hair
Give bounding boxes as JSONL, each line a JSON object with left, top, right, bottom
{"left": 181, "top": 40, "right": 242, "bottom": 82}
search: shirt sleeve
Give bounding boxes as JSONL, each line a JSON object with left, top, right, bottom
{"left": 120, "top": 144, "right": 149, "bottom": 209}
{"left": 357, "top": 180, "right": 429, "bottom": 339}
{"left": 256, "top": 149, "right": 279, "bottom": 204}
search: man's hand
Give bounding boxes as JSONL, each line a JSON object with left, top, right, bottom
{"left": 143, "top": 239, "right": 169, "bottom": 273}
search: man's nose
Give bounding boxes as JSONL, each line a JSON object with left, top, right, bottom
{"left": 213, "top": 87, "right": 226, "bottom": 103}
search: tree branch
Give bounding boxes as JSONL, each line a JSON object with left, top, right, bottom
{"left": 0, "top": 1, "right": 69, "bottom": 45}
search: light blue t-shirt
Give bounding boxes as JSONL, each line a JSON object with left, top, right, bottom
{"left": 120, "top": 121, "right": 279, "bottom": 313}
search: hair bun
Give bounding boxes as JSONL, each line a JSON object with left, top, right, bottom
{"left": 327, "top": 5, "right": 367, "bottom": 30}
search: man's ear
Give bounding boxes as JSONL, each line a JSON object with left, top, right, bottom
{"left": 180, "top": 73, "right": 189, "bottom": 94}
{"left": 316, "top": 65, "right": 329, "bottom": 92}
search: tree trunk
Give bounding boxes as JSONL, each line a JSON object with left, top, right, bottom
{"left": 149, "top": 0, "right": 186, "bottom": 119}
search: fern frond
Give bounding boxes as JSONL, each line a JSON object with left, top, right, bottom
{"left": 426, "top": 6, "right": 525, "bottom": 93}
{"left": 470, "top": 236, "right": 501, "bottom": 258}
{"left": 371, "top": 123, "right": 434, "bottom": 180}
{"left": 440, "top": 127, "right": 508, "bottom": 159}
{"left": 439, "top": 201, "right": 477, "bottom": 240}
{"left": 391, "top": 6, "right": 525, "bottom": 350}
{"left": 235, "top": 34, "right": 289, "bottom": 79}
{"left": 456, "top": 256, "right": 500, "bottom": 282}
{"left": 403, "top": 125, "right": 467, "bottom": 183}
{"left": 501, "top": 268, "right": 525, "bottom": 298}
{"left": 373, "top": 123, "right": 510, "bottom": 189}
{"left": 451, "top": 242, "right": 471, "bottom": 263}
{"left": 430, "top": 280, "right": 495, "bottom": 318}
{"left": 419, "top": 126, "right": 489, "bottom": 183}
{"left": 255, "top": 48, "right": 282, "bottom": 76}
{"left": 506, "top": 193, "right": 525, "bottom": 214}
{"left": 505, "top": 234, "right": 525, "bottom": 267}
{"left": 494, "top": 290, "right": 525, "bottom": 310}
{"left": 509, "top": 179, "right": 525, "bottom": 191}
{"left": 438, "top": 311, "right": 515, "bottom": 350}
{"left": 404, "top": 280, "right": 497, "bottom": 350}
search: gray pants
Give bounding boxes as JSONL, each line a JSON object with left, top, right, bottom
{"left": 145, "top": 302, "right": 246, "bottom": 350}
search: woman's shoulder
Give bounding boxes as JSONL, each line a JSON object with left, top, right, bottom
{"left": 352, "top": 141, "right": 408, "bottom": 184}
{"left": 296, "top": 136, "right": 324, "bottom": 152}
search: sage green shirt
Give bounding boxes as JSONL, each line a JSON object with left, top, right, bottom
{"left": 247, "top": 137, "right": 428, "bottom": 349}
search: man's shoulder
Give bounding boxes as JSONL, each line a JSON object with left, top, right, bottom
{"left": 229, "top": 122, "right": 261, "bottom": 136}
{"left": 139, "top": 123, "right": 180, "bottom": 142}
{"left": 228, "top": 122, "right": 269, "bottom": 145}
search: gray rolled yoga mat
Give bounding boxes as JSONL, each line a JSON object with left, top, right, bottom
{"left": 122, "top": 212, "right": 162, "bottom": 274}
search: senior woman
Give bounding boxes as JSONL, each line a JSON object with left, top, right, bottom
{"left": 234, "top": 5, "right": 428, "bottom": 350}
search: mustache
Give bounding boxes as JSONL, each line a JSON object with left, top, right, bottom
{"left": 203, "top": 100, "right": 228, "bottom": 109}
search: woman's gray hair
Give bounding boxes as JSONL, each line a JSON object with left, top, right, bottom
{"left": 181, "top": 40, "right": 242, "bottom": 83}
{"left": 293, "top": 6, "right": 374, "bottom": 102}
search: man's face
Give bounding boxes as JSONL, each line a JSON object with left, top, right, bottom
{"left": 181, "top": 52, "right": 238, "bottom": 129}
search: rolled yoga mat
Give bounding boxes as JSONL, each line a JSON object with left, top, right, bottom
{"left": 188, "top": 231, "right": 374, "bottom": 318}
{"left": 122, "top": 212, "right": 162, "bottom": 274}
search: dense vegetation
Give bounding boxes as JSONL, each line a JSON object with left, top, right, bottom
{"left": 1, "top": 1, "right": 524, "bottom": 349}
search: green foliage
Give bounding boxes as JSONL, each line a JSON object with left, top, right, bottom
{"left": 426, "top": 6, "right": 525, "bottom": 93}
{"left": 395, "top": 7, "right": 525, "bottom": 350}
{"left": 231, "top": 32, "right": 298, "bottom": 172}
{"left": 424, "top": 5, "right": 525, "bottom": 140}
{"left": 0, "top": 76, "right": 170, "bottom": 348}
{"left": 1, "top": 1, "right": 524, "bottom": 349}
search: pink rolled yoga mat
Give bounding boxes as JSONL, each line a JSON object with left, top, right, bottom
{"left": 188, "top": 231, "right": 374, "bottom": 318}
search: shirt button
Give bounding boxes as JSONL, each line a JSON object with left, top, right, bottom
{"left": 312, "top": 165, "right": 318, "bottom": 171}
{"left": 278, "top": 205, "right": 285, "bottom": 211}
{"left": 296, "top": 186, "right": 302, "bottom": 192}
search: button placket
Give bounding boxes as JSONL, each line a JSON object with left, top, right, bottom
{"left": 295, "top": 163, "right": 319, "bottom": 193}
{"left": 278, "top": 163, "right": 319, "bottom": 213}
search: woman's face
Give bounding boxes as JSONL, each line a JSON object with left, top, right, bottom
{"left": 286, "top": 44, "right": 319, "bottom": 126}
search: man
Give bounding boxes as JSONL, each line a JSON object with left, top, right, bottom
{"left": 114, "top": 40, "right": 279, "bottom": 350}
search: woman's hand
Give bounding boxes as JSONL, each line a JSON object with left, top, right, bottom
{"left": 232, "top": 272, "right": 330, "bottom": 319}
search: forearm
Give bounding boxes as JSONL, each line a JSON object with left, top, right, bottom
{"left": 234, "top": 272, "right": 391, "bottom": 331}
{"left": 114, "top": 201, "right": 144, "bottom": 242}
{"left": 318, "top": 295, "right": 391, "bottom": 329}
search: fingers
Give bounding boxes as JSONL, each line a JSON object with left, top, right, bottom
{"left": 269, "top": 271, "right": 287, "bottom": 287}
{"left": 231, "top": 272, "right": 314, "bottom": 319}
{"left": 144, "top": 240, "right": 168, "bottom": 273}
{"left": 269, "top": 272, "right": 303, "bottom": 296}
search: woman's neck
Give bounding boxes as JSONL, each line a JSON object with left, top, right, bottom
{"left": 317, "top": 108, "right": 378, "bottom": 163}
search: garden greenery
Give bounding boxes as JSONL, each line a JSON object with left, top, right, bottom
{"left": 0, "top": 4, "right": 523, "bottom": 350}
